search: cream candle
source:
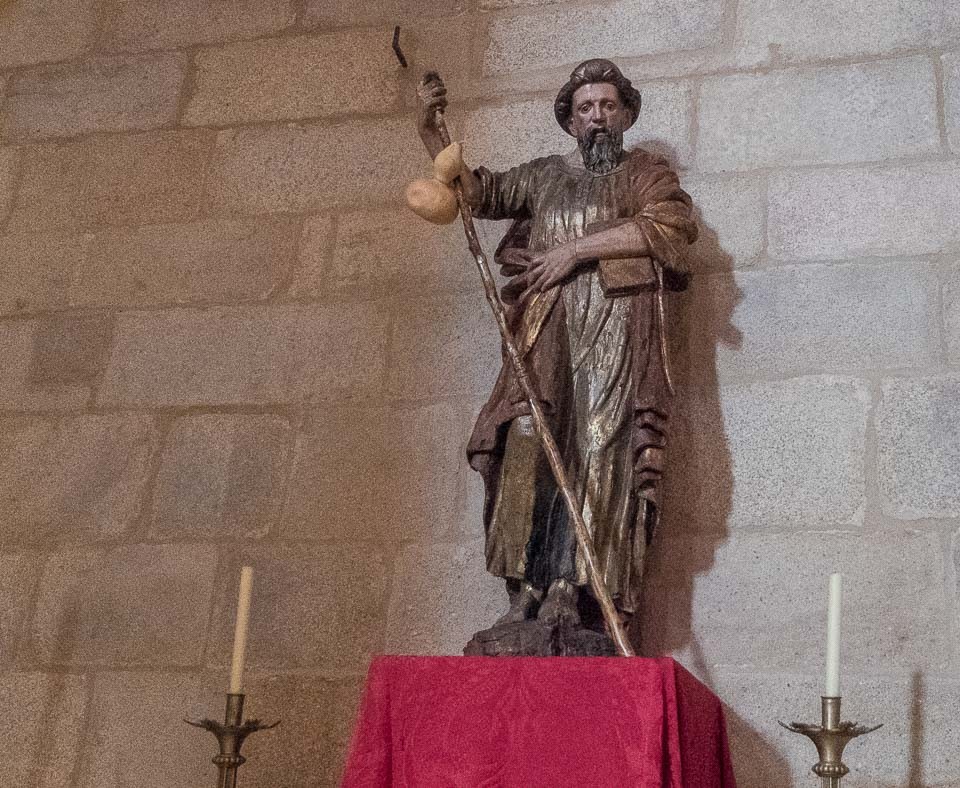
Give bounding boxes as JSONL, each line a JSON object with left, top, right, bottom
{"left": 229, "top": 566, "right": 254, "bottom": 694}
{"left": 824, "top": 573, "right": 842, "bottom": 697}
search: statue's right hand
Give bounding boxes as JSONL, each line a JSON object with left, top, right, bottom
{"left": 417, "top": 72, "right": 448, "bottom": 116}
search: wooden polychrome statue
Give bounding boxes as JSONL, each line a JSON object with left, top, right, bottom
{"left": 408, "top": 59, "right": 698, "bottom": 657}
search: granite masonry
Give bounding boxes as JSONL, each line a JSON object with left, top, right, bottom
{"left": 0, "top": 0, "right": 958, "bottom": 785}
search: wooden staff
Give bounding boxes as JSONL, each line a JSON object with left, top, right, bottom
{"left": 424, "top": 82, "right": 635, "bottom": 658}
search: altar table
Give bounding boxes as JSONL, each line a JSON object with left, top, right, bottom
{"left": 341, "top": 656, "right": 737, "bottom": 787}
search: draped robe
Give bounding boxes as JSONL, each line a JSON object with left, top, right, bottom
{"left": 466, "top": 148, "right": 697, "bottom": 615}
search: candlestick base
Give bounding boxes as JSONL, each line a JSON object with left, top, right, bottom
{"left": 186, "top": 693, "right": 279, "bottom": 788}
{"left": 779, "top": 696, "right": 881, "bottom": 787}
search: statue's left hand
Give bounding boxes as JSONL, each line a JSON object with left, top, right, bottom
{"left": 520, "top": 243, "right": 580, "bottom": 297}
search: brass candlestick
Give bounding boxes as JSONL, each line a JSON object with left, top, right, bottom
{"left": 186, "top": 693, "right": 279, "bottom": 788}
{"left": 780, "top": 696, "right": 881, "bottom": 787}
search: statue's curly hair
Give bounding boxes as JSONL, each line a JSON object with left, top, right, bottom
{"left": 553, "top": 59, "right": 642, "bottom": 135}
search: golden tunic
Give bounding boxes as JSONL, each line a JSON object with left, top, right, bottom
{"left": 466, "top": 148, "right": 697, "bottom": 614}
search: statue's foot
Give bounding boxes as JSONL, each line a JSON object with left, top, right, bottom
{"left": 537, "top": 578, "right": 580, "bottom": 627}
{"left": 495, "top": 582, "right": 541, "bottom": 625}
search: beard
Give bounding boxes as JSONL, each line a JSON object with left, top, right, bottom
{"left": 578, "top": 127, "right": 624, "bottom": 174}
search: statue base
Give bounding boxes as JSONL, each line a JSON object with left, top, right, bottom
{"left": 463, "top": 620, "right": 617, "bottom": 657}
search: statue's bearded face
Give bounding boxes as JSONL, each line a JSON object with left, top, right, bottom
{"left": 568, "top": 83, "right": 630, "bottom": 174}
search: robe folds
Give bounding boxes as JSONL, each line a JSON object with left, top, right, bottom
{"left": 466, "top": 148, "right": 697, "bottom": 614}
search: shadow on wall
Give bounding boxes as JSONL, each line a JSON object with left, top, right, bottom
{"left": 907, "top": 670, "right": 924, "bottom": 788}
{"left": 35, "top": 591, "right": 87, "bottom": 783}
{"left": 633, "top": 142, "right": 741, "bottom": 663}
{"left": 631, "top": 138, "right": 739, "bottom": 667}
{"left": 629, "top": 139, "right": 793, "bottom": 786}
{"left": 857, "top": 670, "right": 928, "bottom": 787}
{"left": 724, "top": 706, "right": 796, "bottom": 788}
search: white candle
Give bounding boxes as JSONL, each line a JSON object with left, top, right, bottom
{"left": 229, "top": 566, "right": 254, "bottom": 694}
{"left": 824, "top": 573, "right": 842, "bottom": 697}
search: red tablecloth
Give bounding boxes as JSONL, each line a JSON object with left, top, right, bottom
{"left": 341, "top": 656, "right": 736, "bottom": 787}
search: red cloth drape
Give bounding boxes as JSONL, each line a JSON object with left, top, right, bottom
{"left": 341, "top": 656, "right": 736, "bottom": 787}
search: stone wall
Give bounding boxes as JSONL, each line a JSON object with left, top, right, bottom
{"left": 0, "top": 1, "right": 957, "bottom": 785}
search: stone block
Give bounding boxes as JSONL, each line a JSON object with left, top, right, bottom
{"left": 296, "top": 210, "right": 480, "bottom": 298}
{"left": 662, "top": 376, "right": 868, "bottom": 533}
{"left": 290, "top": 212, "right": 328, "bottom": 299}
{"left": 29, "top": 544, "right": 217, "bottom": 667}
{"left": 388, "top": 290, "right": 502, "bottom": 400}
{"left": 463, "top": 81, "right": 693, "bottom": 171}
{"left": 150, "top": 415, "right": 291, "bottom": 540}
{"left": 947, "top": 52, "right": 960, "bottom": 154}
{"left": 8, "top": 131, "right": 213, "bottom": 233}
{"left": 27, "top": 313, "right": 114, "bottom": 387}
{"left": 304, "top": 0, "right": 466, "bottom": 27}
{"left": 394, "top": 16, "right": 489, "bottom": 111}
{"left": 480, "top": 0, "right": 564, "bottom": 6}
{"left": 642, "top": 530, "right": 954, "bottom": 673}
{"left": 99, "top": 302, "right": 389, "bottom": 406}
{"left": 208, "top": 546, "right": 390, "bottom": 677}
{"left": 0, "top": 146, "right": 18, "bottom": 226}
{"left": 75, "top": 217, "right": 298, "bottom": 308}
{"left": 702, "top": 670, "right": 815, "bottom": 787}
{"left": 0, "top": 672, "right": 88, "bottom": 788}
{"left": 186, "top": 31, "right": 401, "bottom": 126}
{"left": 77, "top": 671, "right": 220, "bottom": 788}
{"left": 286, "top": 406, "right": 382, "bottom": 527}
{"left": 0, "top": 554, "right": 41, "bottom": 665}
{"left": 687, "top": 262, "right": 939, "bottom": 382}
{"left": 482, "top": 0, "right": 723, "bottom": 76}
{"left": 0, "top": 0, "right": 96, "bottom": 68}
{"left": 683, "top": 173, "right": 766, "bottom": 269}
{"left": 207, "top": 117, "right": 423, "bottom": 215}
{"left": 877, "top": 376, "right": 960, "bottom": 519}
{"left": 283, "top": 401, "right": 468, "bottom": 542}
{"left": 100, "top": 0, "right": 295, "bottom": 52}
{"left": 768, "top": 160, "right": 960, "bottom": 261}
{"left": 708, "top": 669, "right": 960, "bottom": 788}
{"left": 4, "top": 143, "right": 86, "bottom": 233}
{"left": 466, "top": 48, "right": 747, "bottom": 102}
{"left": 79, "top": 131, "right": 212, "bottom": 228}
{"left": 735, "top": 0, "right": 960, "bottom": 66}
{"left": 625, "top": 81, "right": 694, "bottom": 168}
{"left": 290, "top": 214, "right": 333, "bottom": 295}
{"left": 0, "top": 233, "right": 90, "bottom": 316}
{"left": 696, "top": 57, "right": 939, "bottom": 172}
{"left": 461, "top": 400, "right": 489, "bottom": 535}
{"left": 379, "top": 402, "right": 473, "bottom": 540}
{"left": 241, "top": 676, "right": 364, "bottom": 788}
{"left": 839, "top": 673, "right": 960, "bottom": 786}
{"left": 463, "top": 97, "right": 569, "bottom": 173}
{"left": 0, "top": 323, "right": 84, "bottom": 410}
{"left": 385, "top": 540, "right": 506, "bottom": 655}
{"left": 947, "top": 263, "right": 960, "bottom": 363}
{"left": 3, "top": 53, "right": 186, "bottom": 142}
{"left": 463, "top": 467, "right": 486, "bottom": 532}
{"left": 0, "top": 315, "right": 116, "bottom": 411}
{"left": 0, "top": 415, "right": 155, "bottom": 544}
